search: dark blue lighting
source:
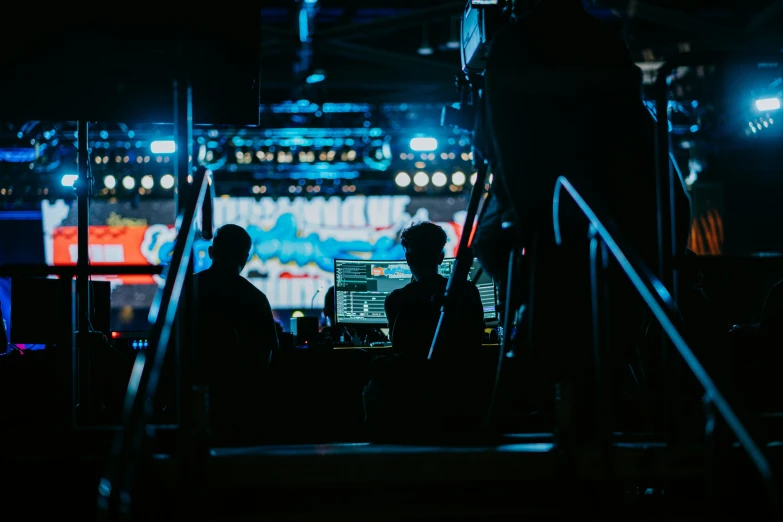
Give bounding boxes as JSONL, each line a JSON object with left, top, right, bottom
{"left": 0, "top": 148, "right": 36, "bottom": 163}
{"left": 306, "top": 72, "right": 326, "bottom": 84}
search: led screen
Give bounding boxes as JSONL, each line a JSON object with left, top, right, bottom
{"left": 42, "top": 196, "right": 468, "bottom": 318}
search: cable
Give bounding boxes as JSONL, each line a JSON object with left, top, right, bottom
{"left": 310, "top": 286, "right": 323, "bottom": 309}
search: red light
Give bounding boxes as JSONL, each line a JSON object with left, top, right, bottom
{"left": 111, "top": 331, "right": 120, "bottom": 339}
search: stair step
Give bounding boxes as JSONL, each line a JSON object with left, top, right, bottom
{"left": 148, "top": 438, "right": 783, "bottom": 489}
{"left": 206, "top": 441, "right": 556, "bottom": 486}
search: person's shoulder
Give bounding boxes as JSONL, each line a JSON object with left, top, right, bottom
{"left": 194, "top": 268, "right": 212, "bottom": 280}
{"left": 194, "top": 268, "right": 216, "bottom": 290}
{"left": 386, "top": 280, "right": 419, "bottom": 307}
{"left": 238, "top": 276, "right": 269, "bottom": 302}
{"left": 462, "top": 278, "right": 482, "bottom": 297}
{"left": 385, "top": 286, "right": 405, "bottom": 303}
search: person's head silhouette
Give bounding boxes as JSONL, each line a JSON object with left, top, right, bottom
{"left": 209, "top": 224, "right": 253, "bottom": 274}
{"left": 323, "top": 286, "right": 335, "bottom": 324}
{"left": 400, "top": 221, "right": 447, "bottom": 281}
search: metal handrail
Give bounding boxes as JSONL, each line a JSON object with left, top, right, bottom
{"left": 97, "top": 167, "right": 214, "bottom": 520}
{"left": 553, "top": 175, "right": 778, "bottom": 511}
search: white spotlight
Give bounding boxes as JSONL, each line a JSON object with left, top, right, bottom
{"left": 61, "top": 174, "right": 78, "bottom": 187}
{"left": 755, "top": 98, "right": 781, "bottom": 112}
{"left": 122, "top": 176, "right": 135, "bottom": 190}
{"left": 431, "top": 171, "right": 447, "bottom": 187}
{"left": 141, "top": 175, "right": 154, "bottom": 190}
{"left": 103, "top": 175, "right": 116, "bottom": 190}
{"left": 452, "top": 171, "right": 466, "bottom": 186}
{"left": 150, "top": 140, "right": 176, "bottom": 154}
{"left": 470, "top": 173, "right": 478, "bottom": 185}
{"left": 160, "top": 174, "right": 175, "bottom": 190}
{"left": 395, "top": 172, "right": 411, "bottom": 187}
{"left": 409, "top": 137, "right": 438, "bottom": 152}
{"left": 413, "top": 171, "right": 429, "bottom": 187}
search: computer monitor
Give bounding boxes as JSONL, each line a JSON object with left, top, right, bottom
{"left": 334, "top": 258, "right": 496, "bottom": 326}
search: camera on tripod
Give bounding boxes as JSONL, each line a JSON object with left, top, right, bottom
{"left": 441, "top": 0, "right": 513, "bottom": 134}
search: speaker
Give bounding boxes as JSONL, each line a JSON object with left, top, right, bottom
{"left": 0, "top": 8, "right": 260, "bottom": 124}
{"left": 290, "top": 317, "right": 319, "bottom": 347}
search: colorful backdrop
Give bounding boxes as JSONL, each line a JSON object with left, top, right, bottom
{"left": 42, "top": 195, "right": 468, "bottom": 310}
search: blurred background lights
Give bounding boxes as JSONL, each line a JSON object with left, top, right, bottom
{"left": 413, "top": 171, "right": 429, "bottom": 187}
{"left": 160, "top": 174, "right": 175, "bottom": 189}
{"left": 431, "top": 171, "right": 447, "bottom": 187}
{"left": 394, "top": 171, "right": 411, "bottom": 187}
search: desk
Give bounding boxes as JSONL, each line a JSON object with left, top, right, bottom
{"left": 333, "top": 344, "right": 392, "bottom": 351}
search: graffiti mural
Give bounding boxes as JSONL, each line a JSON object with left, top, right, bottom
{"left": 42, "top": 195, "right": 468, "bottom": 309}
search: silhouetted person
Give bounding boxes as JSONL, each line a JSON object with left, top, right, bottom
{"left": 385, "top": 222, "right": 485, "bottom": 358}
{"left": 194, "top": 224, "right": 278, "bottom": 443}
{"left": 365, "top": 223, "right": 489, "bottom": 439}
{"left": 319, "top": 286, "right": 339, "bottom": 342}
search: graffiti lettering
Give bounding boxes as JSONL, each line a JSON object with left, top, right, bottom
{"left": 45, "top": 195, "right": 466, "bottom": 309}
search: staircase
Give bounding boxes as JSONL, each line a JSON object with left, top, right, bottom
{"left": 85, "top": 175, "right": 783, "bottom": 520}
{"left": 1, "top": 147, "right": 780, "bottom": 521}
{"left": 133, "top": 432, "right": 781, "bottom": 520}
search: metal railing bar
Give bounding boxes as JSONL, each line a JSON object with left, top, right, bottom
{"left": 97, "top": 168, "right": 213, "bottom": 519}
{"left": 553, "top": 176, "right": 777, "bottom": 506}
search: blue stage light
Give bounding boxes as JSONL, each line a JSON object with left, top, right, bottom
{"left": 755, "top": 98, "right": 781, "bottom": 112}
{"left": 150, "top": 140, "right": 176, "bottom": 154}
{"left": 306, "top": 72, "right": 326, "bottom": 84}
{"left": 409, "top": 137, "right": 438, "bottom": 152}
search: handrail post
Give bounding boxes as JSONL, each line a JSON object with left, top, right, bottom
{"left": 703, "top": 394, "right": 720, "bottom": 515}
{"left": 589, "top": 228, "right": 615, "bottom": 516}
{"left": 177, "top": 253, "right": 202, "bottom": 518}
{"left": 589, "top": 229, "right": 612, "bottom": 451}
{"left": 554, "top": 175, "right": 779, "bottom": 517}
{"left": 654, "top": 68, "right": 676, "bottom": 297}
{"left": 98, "top": 168, "right": 212, "bottom": 521}
{"left": 174, "top": 78, "right": 193, "bottom": 215}
{"left": 75, "top": 120, "right": 92, "bottom": 410}
{"left": 654, "top": 61, "right": 682, "bottom": 448}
